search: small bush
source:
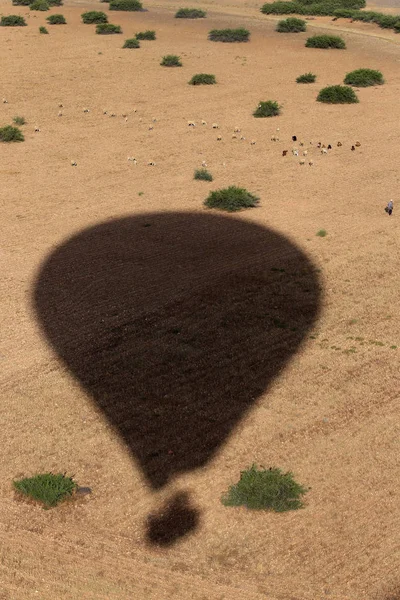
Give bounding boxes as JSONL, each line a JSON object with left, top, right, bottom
{"left": 344, "top": 68, "right": 384, "bottom": 87}
{"left": 333, "top": 8, "right": 355, "bottom": 17}
{"left": 109, "top": 0, "right": 143, "bottom": 11}
{"left": 306, "top": 34, "right": 345, "bottom": 48}
{"left": 123, "top": 37, "right": 140, "bottom": 47}
{"left": 276, "top": 17, "right": 306, "bottom": 31}
{"left": 175, "top": 7, "right": 206, "bottom": 18}
{"left": 209, "top": 27, "right": 250, "bottom": 42}
{"left": 39, "top": 25, "right": 48, "bottom": 33}
{"left": 317, "top": 84, "right": 359, "bottom": 103}
{"left": 0, "top": 125, "right": 24, "bottom": 142}
{"left": 13, "top": 473, "right": 77, "bottom": 509}
{"left": 12, "top": 0, "right": 32, "bottom": 4}
{"left": 135, "top": 29, "right": 155, "bottom": 39}
{"left": 46, "top": 13, "right": 66, "bottom": 24}
{"left": 189, "top": 73, "right": 216, "bottom": 85}
{"left": 13, "top": 116, "right": 26, "bottom": 125}
{"left": 374, "top": 14, "right": 398, "bottom": 28}
{"left": 394, "top": 21, "right": 400, "bottom": 33}
{"left": 253, "top": 100, "right": 280, "bottom": 118}
{"left": 316, "top": 229, "right": 327, "bottom": 237}
{"left": 194, "top": 168, "right": 213, "bottom": 181}
{"left": 221, "top": 464, "right": 308, "bottom": 511}
{"left": 0, "top": 15, "right": 27, "bottom": 26}
{"left": 160, "top": 54, "right": 182, "bottom": 66}
{"left": 96, "top": 23, "right": 122, "bottom": 34}
{"left": 82, "top": 11, "right": 108, "bottom": 23}
{"left": 204, "top": 186, "right": 259, "bottom": 212}
{"left": 30, "top": 0, "right": 50, "bottom": 10}
{"left": 296, "top": 72, "right": 316, "bottom": 83}
{"left": 261, "top": 2, "right": 299, "bottom": 14}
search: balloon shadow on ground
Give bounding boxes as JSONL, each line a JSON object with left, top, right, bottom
{"left": 33, "top": 212, "right": 321, "bottom": 545}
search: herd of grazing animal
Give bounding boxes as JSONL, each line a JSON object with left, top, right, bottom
{"left": 3, "top": 96, "right": 362, "bottom": 171}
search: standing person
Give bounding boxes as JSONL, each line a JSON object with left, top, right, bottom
{"left": 386, "top": 199, "right": 394, "bottom": 216}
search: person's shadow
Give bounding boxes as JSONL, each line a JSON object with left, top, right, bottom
{"left": 33, "top": 212, "right": 321, "bottom": 545}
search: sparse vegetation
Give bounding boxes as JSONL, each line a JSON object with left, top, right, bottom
{"left": 39, "top": 25, "right": 48, "bottom": 33}
{"left": 221, "top": 464, "right": 308, "bottom": 511}
{"left": 175, "top": 8, "right": 206, "bottom": 18}
{"left": 96, "top": 23, "right": 122, "bottom": 34}
{"left": 189, "top": 73, "right": 216, "bottom": 85}
{"left": 316, "top": 229, "right": 327, "bottom": 237}
{"left": 306, "top": 34, "right": 346, "bottom": 48}
{"left": 208, "top": 28, "right": 250, "bottom": 42}
{"left": 0, "top": 15, "right": 27, "bottom": 26}
{"left": 0, "top": 125, "right": 24, "bottom": 142}
{"left": 276, "top": 17, "right": 306, "bottom": 32}
{"left": 123, "top": 37, "right": 140, "bottom": 47}
{"left": 253, "top": 100, "right": 280, "bottom": 118}
{"left": 81, "top": 11, "right": 108, "bottom": 23}
{"left": 109, "top": 0, "right": 143, "bottom": 11}
{"left": 46, "top": 13, "right": 66, "bottom": 24}
{"left": 194, "top": 168, "right": 213, "bottom": 181}
{"left": 30, "top": 0, "right": 50, "bottom": 10}
{"left": 13, "top": 116, "right": 26, "bottom": 126}
{"left": 296, "top": 72, "right": 316, "bottom": 83}
{"left": 13, "top": 473, "right": 77, "bottom": 509}
{"left": 204, "top": 186, "right": 259, "bottom": 212}
{"left": 160, "top": 54, "right": 182, "bottom": 66}
{"left": 344, "top": 68, "right": 384, "bottom": 87}
{"left": 135, "top": 30, "right": 156, "bottom": 39}
{"left": 317, "top": 85, "right": 359, "bottom": 103}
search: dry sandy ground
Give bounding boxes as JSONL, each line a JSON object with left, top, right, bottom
{"left": 1, "top": 0, "right": 400, "bottom": 598}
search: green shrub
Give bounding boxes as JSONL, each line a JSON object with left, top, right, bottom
{"left": 135, "top": 29, "right": 156, "bottom": 39}
{"left": 189, "top": 73, "right": 216, "bottom": 85}
{"left": 394, "top": 21, "right": 400, "bottom": 33}
{"left": 344, "top": 68, "right": 384, "bottom": 87}
{"left": 13, "top": 116, "right": 26, "bottom": 125}
{"left": 30, "top": 0, "right": 49, "bottom": 10}
{"left": 175, "top": 7, "right": 206, "bottom": 18}
{"left": 204, "top": 186, "right": 259, "bottom": 212}
{"left": 276, "top": 17, "right": 306, "bottom": 31}
{"left": 123, "top": 37, "right": 140, "bottom": 47}
{"left": 261, "top": 2, "right": 299, "bottom": 14}
{"left": 39, "top": 25, "right": 48, "bottom": 33}
{"left": 253, "top": 100, "right": 280, "bottom": 117}
{"left": 317, "top": 84, "right": 359, "bottom": 103}
{"left": 194, "top": 168, "right": 213, "bottom": 181}
{"left": 109, "top": 0, "right": 143, "bottom": 11}
{"left": 333, "top": 8, "right": 355, "bottom": 17}
{"left": 221, "top": 464, "right": 308, "bottom": 511}
{"left": 296, "top": 71, "right": 316, "bottom": 83}
{"left": 261, "top": 0, "right": 365, "bottom": 16}
{"left": 12, "top": 0, "right": 32, "bottom": 4}
{"left": 306, "top": 34, "right": 345, "bottom": 48}
{"left": 316, "top": 229, "right": 327, "bottom": 237}
{"left": 0, "top": 15, "right": 27, "bottom": 25}
{"left": 81, "top": 11, "right": 108, "bottom": 23}
{"left": 46, "top": 13, "right": 66, "bottom": 24}
{"left": 96, "top": 23, "right": 122, "bottom": 34}
{"left": 374, "top": 14, "right": 398, "bottom": 28}
{"left": 13, "top": 473, "right": 77, "bottom": 508}
{"left": 160, "top": 54, "right": 182, "bottom": 66}
{"left": 0, "top": 125, "right": 24, "bottom": 142}
{"left": 208, "top": 27, "right": 250, "bottom": 42}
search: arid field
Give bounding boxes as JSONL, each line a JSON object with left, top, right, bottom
{"left": 1, "top": 0, "right": 399, "bottom": 598}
